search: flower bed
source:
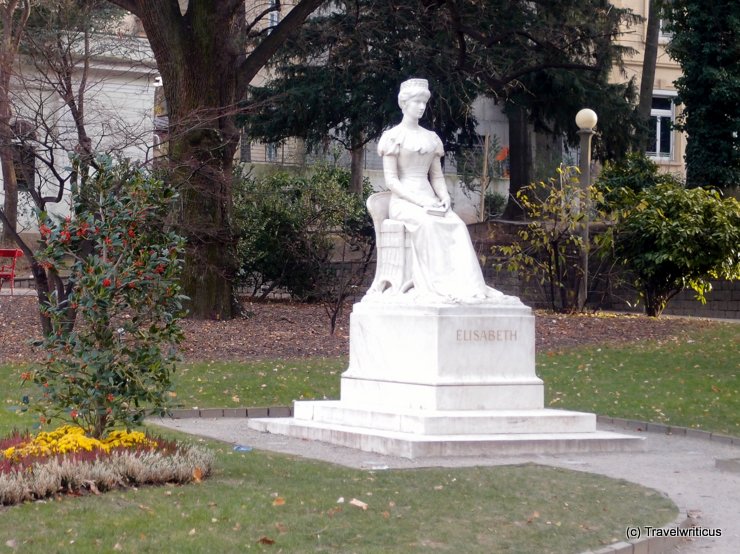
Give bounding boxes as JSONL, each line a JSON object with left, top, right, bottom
{"left": 0, "top": 426, "right": 214, "bottom": 506}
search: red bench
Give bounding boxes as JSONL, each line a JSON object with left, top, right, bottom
{"left": 0, "top": 248, "right": 23, "bottom": 295}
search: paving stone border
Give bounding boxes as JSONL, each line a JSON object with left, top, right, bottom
{"left": 596, "top": 415, "right": 740, "bottom": 445}
{"left": 167, "top": 407, "right": 739, "bottom": 446}
{"left": 579, "top": 508, "right": 697, "bottom": 554}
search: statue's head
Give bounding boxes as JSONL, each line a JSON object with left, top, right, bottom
{"left": 398, "top": 78, "right": 430, "bottom": 110}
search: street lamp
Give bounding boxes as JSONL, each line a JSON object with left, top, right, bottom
{"left": 575, "top": 108, "right": 597, "bottom": 311}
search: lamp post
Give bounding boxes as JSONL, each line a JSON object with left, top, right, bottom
{"left": 575, "top": 108, "right": 597, "bottom": 311}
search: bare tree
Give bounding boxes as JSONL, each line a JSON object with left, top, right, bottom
{"left": 0, "top": 1, "right": 157, "bottom": 333}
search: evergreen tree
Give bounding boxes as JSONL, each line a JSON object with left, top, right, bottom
{"left": 665, "top": 0, "right": 740, "bottom": 190}
{"left": 246, "top": 0, "right": 640, "bottom": 216}
{"left": 244, "top": 0, "right": 480, "bottom": 196}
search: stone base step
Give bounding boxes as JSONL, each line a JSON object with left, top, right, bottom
{"left": 293, "top": 401, "right": 596, "bottom": 435}
{"left": 247, "top": 417, "right": 646, "bottom": 459}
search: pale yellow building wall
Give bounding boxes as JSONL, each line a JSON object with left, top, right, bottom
{"left": 611, "top": 0, "right": 686, "bottom": 178}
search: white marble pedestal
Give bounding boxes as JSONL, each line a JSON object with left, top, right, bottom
{"left": 248, "top": 301, "right": 644, "bottom": 458}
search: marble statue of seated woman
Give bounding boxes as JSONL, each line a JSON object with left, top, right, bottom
{"left": 365, "top": 78, "right": 517, "bottom": 305}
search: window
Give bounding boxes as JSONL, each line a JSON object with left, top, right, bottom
{"left": 658, "top": 18, "right": 673, "bottom": 43}
{"left": 647, "top": 94, "right": 676, "bottom": 160}
{"left": 268, "top": 0, "right": 280, "bottom": 32}
{"left": 239, "top": 132, "right": 252, "bottom": 163}
{"left": 266, "top": 142, "right": 279, "bottom": 162}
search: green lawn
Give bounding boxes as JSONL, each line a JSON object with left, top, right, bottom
{"left": 540, "top": 322, "right": 739, "bottom": 435}
{"left": 2, "top": 321, "right": 737, "bottom": 435}
{"left": 171, "top": 358, "right": 345, "bottom": 410}
{"left": 0, "top": 431, "right": 677, "bottom": 553}
{"left": 1, "top": 319, "right": 736, "bottom": 552}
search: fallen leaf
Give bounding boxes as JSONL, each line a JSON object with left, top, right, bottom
{"left": 5, "top": 539, "right": 17, "bottom": 549}
{"left": 275, "top": 522, "right": 288, "bottom": 533}
{"left": 257, "top": 536, "right": 275, "bottom": 545}
{"left": 526, "top": 511, "right": 540, "bottom": 524}
{"left": 188, "top": 529, "right": 196, "bottom": 536}
{"left": 349, "top": 498, "right": 368, "bottom": 510}
{"left": 138, "top": 504, "right": 154, "bottom": 513}
{"left": 272, "top": 497, "right": 286, "bottom": 507}
{"left": 336, "top": 497, "right": 345, "bottom": 504}
{"left": 192, "top": 467, "right": 203, "bottom": 483}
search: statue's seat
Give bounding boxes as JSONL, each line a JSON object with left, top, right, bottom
{"left": 366, "top": 191, "right": 413, "bottom": 295}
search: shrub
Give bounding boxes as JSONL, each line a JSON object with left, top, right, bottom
{"left": 494, "top": 165, "right": 605, "bottom": 312}
{"left": 29, "top": 160, "right": 186, "bottom": 437}
{"left": 596, "top": 152, "right": 682, "bottom": 207}
{"left": 233, "top": 164, "right": 373, "bottom": 308}
{"left": 601, "top": 183, "right": 740, "bottom": 316}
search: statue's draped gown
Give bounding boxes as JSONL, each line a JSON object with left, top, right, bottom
{"left": 378, "top": 125, "right": 501, "bottom": 302}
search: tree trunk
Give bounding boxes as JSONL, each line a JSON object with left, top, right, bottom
{"left": 0, "top": 140, "right": 17, "bottom": 247}
{"left": 644, "top": 286, "right": 667, "bottom": 317}
{"left": 637, "top": 0, "right": 661, "bottom": 151}
{"left": 0, "top": 68, "right": 17, "bottom": 247}
{"left": 109, "top": 0, "right": 325, "bottom": 319}
{"left": 349, "top": 143, "right": 365, "bottom": 197}
{"left": 502, "top": 104, "right": 531, "bottom": 220}
{"left": 173, "top": 131, "right": 238, "bottom": 320}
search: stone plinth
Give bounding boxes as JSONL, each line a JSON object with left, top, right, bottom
{"left": 343, "top": 302, "right": 541, "bottom": 410}
{"left": 247, "top": 301, "right": 645, "bottom": 458}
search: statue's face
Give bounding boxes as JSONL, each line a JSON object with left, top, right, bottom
{"left": 401, "top": 93, "right": 428, "bottom": 120}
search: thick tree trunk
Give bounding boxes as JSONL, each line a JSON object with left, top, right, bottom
{"left": 502, "top": 104, "right": 531, "bottom": 220}
{"left": 637, "top": 0, "right": 661, "bottom": 151}
{"left": 172, "top": 129, "right": 238, "bottom": 320}
{"left": 109, "top": 0, "right": 324, "bottom": 319}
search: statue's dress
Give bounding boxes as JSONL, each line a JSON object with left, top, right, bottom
{"left": 378, "top": 125, "right": 502, "bottom": 303}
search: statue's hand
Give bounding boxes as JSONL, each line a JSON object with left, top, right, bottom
{"left": 428, "top": 198, "right": 450, "bottom": 211}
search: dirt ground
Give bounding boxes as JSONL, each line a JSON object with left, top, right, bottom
{"left": 0, "top": 295, "right": 711, "bottom": 365}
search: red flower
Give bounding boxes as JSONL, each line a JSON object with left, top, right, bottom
{"left": 154, "top": 264, "right": 165, "bottom": 274}
{"left": 70, "top": 409, "right": 78, "bottom": 419}
{"left": 39, "top": 224, "right": 51, "bottom": 238}
{"left": 20, "top": 372, "right": 31, "bottom": 381}
{"left": 103, "top": 278, "right": 112, "bottom": 287}
{"left": 107, "top": 393, "right": 115, "bottom": 402}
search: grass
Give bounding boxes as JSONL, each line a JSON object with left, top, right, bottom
{"left": 2, "top": 321, "right": 737, "bottom": 435}
{"left": 171, "top": 358, "right": 344, "bottom": 410}
{"left": 168, "top": 323, "right": 738, "bottom": 436}
{"left": 540, "top": 322, "right": 739, "bottom": 435}
{"left": 1, "top": 318, "right": 736, "bottom": 551}
{"left": 0, "top": 430, "right": 677, "bottom": 553}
